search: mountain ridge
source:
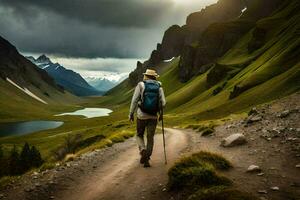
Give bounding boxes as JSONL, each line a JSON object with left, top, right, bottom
{"left": 27, "top": 55, "right": 103, "bottom": 96}
{"left": 107, "top": 0, "right": 300, "bottom": 124}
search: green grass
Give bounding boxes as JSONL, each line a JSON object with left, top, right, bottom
{"left": 168, "top": 151, "right": 232, "bottom": 190}
{"left": 168, "top": 151, "right": 257, "bottom": 200}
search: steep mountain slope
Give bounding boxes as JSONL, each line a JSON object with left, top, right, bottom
{"left": 27, "top": 55, "right": 102, "bottom": 96}
{"left": 0, "top": 36, "right": 80, "bottom": 121}
{"left": 127, "top": 0, "right": 283, "bottom": 86}
{"left": 106, "top": 0, "right": 300, "bottom": 125}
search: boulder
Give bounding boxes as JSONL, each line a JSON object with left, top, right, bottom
{"left": 221, "top": 133, "right": 247, "bottom": 147}
{"left": 270, "top": 186, "right": 279, "bottom": 191}
{"left": 247, "top": 165, "right": 261, "bottom": 172}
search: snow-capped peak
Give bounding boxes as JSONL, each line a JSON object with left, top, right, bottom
{"left": 36, "top": 54, "right": 51, "bottom": 64}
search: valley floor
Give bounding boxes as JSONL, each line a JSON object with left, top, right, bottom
{"left": 0, "top": 93, "right": 299, "bottom": 200}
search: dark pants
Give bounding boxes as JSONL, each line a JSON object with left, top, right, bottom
{"left": 136, "top": 119, "right": 157, "bottom": 158}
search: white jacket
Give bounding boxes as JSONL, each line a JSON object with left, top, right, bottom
{"left": 129, "top": 80, "right": 166, "bottom": 120}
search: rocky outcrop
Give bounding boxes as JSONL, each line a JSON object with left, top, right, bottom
{"left": 128, "top": 0, "right": 248, "bottom": 86}
{"left": 241, "top": 0, "right": 283, "bottom": 21}
{"left": 179, "top": 20, "right": 255, "bottom": 82}
{"left": 178, "top": 45, "right": 197, "bottom": 82}
{"left": 185, "top": 0, "right": 246, "bottom": 44}
{"left": 128, "top": 61, "right": 146, "bottom": 86}
{"left": 125, "top": 0, "right": 285, "bottom": 88}
{"left": 206, "top": 64, "right": 228, "bottom": 87}
{"left": 160, "top": 25, "right": 186, "bottom": 60}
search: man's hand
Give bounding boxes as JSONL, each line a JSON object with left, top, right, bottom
{"left": 129, "top": 113, "right": 134, "bottom": 123}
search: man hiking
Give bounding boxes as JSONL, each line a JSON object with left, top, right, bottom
{"left": 129, "top": 69, "right": 166, "bottom": 168}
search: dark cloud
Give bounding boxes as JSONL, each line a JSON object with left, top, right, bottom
{"left": 0, "top": 0, "right": 217, "bottom": 58}
{"left": 0, "top": 0, "right": 173, "bottom": 28}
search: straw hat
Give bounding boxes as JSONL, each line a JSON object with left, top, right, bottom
{"left": 143, "top": 69, "right": 159, "bottom": 78}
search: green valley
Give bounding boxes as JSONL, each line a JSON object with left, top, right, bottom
{"left": 0, "top": 0, "right": 299, "bottom": 199}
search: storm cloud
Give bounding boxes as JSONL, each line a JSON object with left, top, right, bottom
{"left": 0, "top": 0, "right": 217, "bottom": 59}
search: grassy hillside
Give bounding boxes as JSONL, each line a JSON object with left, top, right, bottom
{"left": 103, "top": 0, "right": 300, "bottom": 128}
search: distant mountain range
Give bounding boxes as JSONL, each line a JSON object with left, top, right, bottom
{"left": 85, "top": 77, "right": 121, "bottom": 92}
{"left": 27, "top": 55, "right": 102, "bottom": 96}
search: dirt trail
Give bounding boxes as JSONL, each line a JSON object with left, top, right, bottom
{"left": 56, "top": 128, "right": 188, "bottom": 200}
{"left": 1, "top": 128, "right": 189, "bottom": 200}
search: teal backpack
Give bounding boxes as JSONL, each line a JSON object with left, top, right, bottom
{"left": 140, "top": 81, "right": 160, "bottom": 115}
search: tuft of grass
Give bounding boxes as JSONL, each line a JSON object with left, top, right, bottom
{"left": 109, "top": 130, "right": 135, "bottom": 143}
{"left": 168, "top": 151, "right": 232, "bottom": 190}
{"left": 109, "top": 134, "right": 126, "bottom": 143}
{"left": 168, "top": 151, "right": 258, "bottom": 200}
{"left": 64, "top": 154, "right": 76, "bottom": 162}
{"left": 188, "top": 185, "right": 258, "bottom": 200}
{"left": 190, "top": 151, "right": 232, "bottom": 170}
{"left": 39, "top": 162, "right": 56, "bottom": 171}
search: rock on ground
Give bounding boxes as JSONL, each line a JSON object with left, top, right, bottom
{"left": 247, "top": 165, "right": 261, "bottom": 173}
{"left": 220, "top": 133, "right": 247, "bottom": 147}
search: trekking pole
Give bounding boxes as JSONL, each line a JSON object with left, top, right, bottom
{"left": 160, "top": 104, "right": 167, "bottom": 165}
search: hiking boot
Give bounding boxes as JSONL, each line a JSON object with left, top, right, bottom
{"left": 144, "top": 159, "right": 151, "bottom": 168}
{"left": 140, "top": 149, "right": 147, "bottom": 164}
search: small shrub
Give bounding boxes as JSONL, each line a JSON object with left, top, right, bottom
{"left": 53, "top": 134, "right": 105, "bottom": 160}
{"left": 167, "top": 151, "right": 255, "bottom": 200}
{"left": 64, "top": 134, "right": 82, "bottom": 154}
{"left": 9, "top": 145, "right": 21, "bottom": 175}
{"left": 110, "top": 134, "right": 125, "bottom": 143}
{"left": 168, "top": 151, "right": 232, "bottom": 190}
{"left": 191, "top": 151, "right": 232, "bottom": 170}
{"left": 39, "top": 162, "right": 56, "bottom": 171}
{"left": 64, "top": 154, "right": 76, "bottom": 162}
{"left": 105, "top": 139, "right": 113, "bottom": 147}
{"left": 19, "top": 143, "right": 31, "bottom": 172}
{"left": 77, "top": 135, "right": 105, "bottom": 149}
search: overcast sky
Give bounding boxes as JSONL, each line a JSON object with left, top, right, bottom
{"left": 0, "top": 0, "right": 217, "bottom": 80}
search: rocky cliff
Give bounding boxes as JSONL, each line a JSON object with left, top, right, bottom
{"left": 127, "top": 0, "right": 284, "bottom": 86}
